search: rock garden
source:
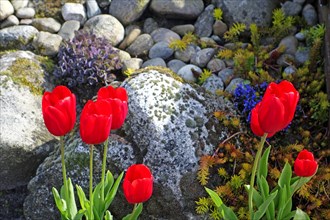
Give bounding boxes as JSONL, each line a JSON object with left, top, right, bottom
{"left": 0, "top": 0, "right": 329, "bottom": 219}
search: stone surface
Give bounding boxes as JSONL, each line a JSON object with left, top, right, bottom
{"left": 150, "top": 0, "right": 204, "bottom": 20}
{"left": 120, "top": 69, "right": 234, "bottom": 219}
{"left": 213, "top": 20, "right": 228, "bottom": 36}
{"left": 83, "top": 15, "right": 125, "bottom": 46}
{"left": 149, "top": 41, "right": 174, "bottom": 59}
{"left": 0, "top": 25, "right": 38, "bottom": 50}
{"left": 122, "top": 58, "right": 143, "bottom": 71}
{"left": 24, "top": 134, "right": 136, "bottom": 220}
{"left": 0, "top": 0, "right": 14, "bottom": 21}
{"left": 11, "top": 0, "right": 28, "bottom": 11}
{"left": 143, "top": 17, "right": 158, "bottom": 34}
{"left": 32, "top": 18, "right": 61, "bottom": 33}
{"left": 194, "top": 4, "right": 214, "bottom": 37}
{"left": 142, "top": 57, "right": 167, "bottom": 67}
{"left": 118, "top": 25, "right": 141, "bottom": 50}
{"left": 218, "top": 68, "right": 234, "bottom": 86}
{"left": 174, "top": 45, "right": 198, "bottom": 63}
{"left": 61, "top": 3, "right": 87, "bottom": 25}
{"left": 16, "top": 7, "right": 35, "bottom": 19}
{"left": 58, "top": 20, "right": 80, "bottom": 41}
{"left": 212, "top": 0, "right": 279, "bottom": 27}
{"left": 109, "top": 0, "right": 150, "bottom": 25}
{"left": 295, "top": 48, "right": 310, "bottom": 66}
{"left": 190, "top": 48, "right": 216, "bottom": 68}
{"left": 171, "top": 24, "right": 195, "bottom": 36}
{"left": 202, "top": 74, "right": 224, "bottom": 94}
{"left": 86, "top": 0, "right": 101, "bottom": 18}
{"left": 282, "top": 1, "right": 302, "bottom": 16}
{"left": 151, "top": 28, "right": 180, "bottom": 44}
{"left": 177, "top": 64, "right": 202, "bottom": 82}
{"left": 167, "top": 59, "right": 186, "bottom": 73}
{"left": 278, "top": 36, "right": 298, "bottom": 55}
{"left": 0, "top": 50, "right": 55, "bottom": 190}
{"left": 126, "top": 34, "right": 154, "bottom": 57}
{"left": 0, "top": 15, "right": 19, "bottom": 29}
{"left": 225, "top": 77, "right": 245, "bottom": 94}
{"left": 207, "top": 58, "right": 226, "bottom": 73}
{"left": 302, "top": 4, "right": 318, "bottom": 26}
{"left": 32, "top": 32, "right": 62, "bottom": 56}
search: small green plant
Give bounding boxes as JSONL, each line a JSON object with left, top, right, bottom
{"left": 213, "top": 8, "right": 223, "bottom": 21}
{"left": 250, "top": 24, "right": 260, "bottom": 53}
{"left": 309, "top": 92, "right": 330, "bottom": 124}
{"left": 269, "top": 9, "right": 295, "bottom": 43}
{"left": 224, "top": 23, "right": 246, "bottom": 42}
{"left": 304, "top": 24, "right": 325, "bottom": 46}
{"left": 198, "top": 69, "right": 213, "bottom": 84}
{"left": 168, "top": 32, "right": 198, "bottom": 51}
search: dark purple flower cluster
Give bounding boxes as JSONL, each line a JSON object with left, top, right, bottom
{"left": 54, "top": 30, "right": 122, "bottom": 88}
{"left": 234, "top": 82, "right": 268, "bottom": 122}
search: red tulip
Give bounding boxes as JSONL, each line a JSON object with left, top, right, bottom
{"left": 42, "top": 85, "right": 76, "bottom": 136}
{"left": 294, "top": 150, "right": 318, "bottom": 177}
{"left": 250, "top": 80, "right": 299, "bottom": 136}
{"left": 97, "top": 86, "right": 128, "bottom": 130}
{"left": 123, "top": 164, "right": 153, "bottom": 204}
{"left": 80, "top": 99, "right": 113, "bottom": 144}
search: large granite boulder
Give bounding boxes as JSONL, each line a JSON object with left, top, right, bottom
{"left": 0, "top": 51, "right": 55, "bottom": 190}
{"left": 212, "top": 0, "right": 280, "bottom": 27}
{"left": 0, "top": 25, "right": 39, "bottom": 50}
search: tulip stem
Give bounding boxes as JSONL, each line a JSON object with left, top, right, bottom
{"left": 101, "top": 137, "right": 109, "bottom": 202}
{"left": 89, "top": 145, "right": 94, "bottom": 220}
{"left": 129, "top": 203, "right": 138, "bottom": 220}
{"left": 249, "top": 133, "right": 268, "bottom": 219}
{"left": 60, "top": 136, "right": 69, "bottom": 200}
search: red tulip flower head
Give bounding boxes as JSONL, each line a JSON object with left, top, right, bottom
{"left": 250, "top": 80, "right": 299, "bottom": 136}
{"left": 80, "top": 99, "right": 113, "bottom": 145}
{"left": 42, "top": 85, "right": 76, "bottom": 136}
{"left": 123, "top": 164, "right": 153, "bottom": 204}
{"left": 97, "top": 86, "right": 128, "bottom": 130}
{"left": 294, "top": 149, "right": 318, "bottom": 177}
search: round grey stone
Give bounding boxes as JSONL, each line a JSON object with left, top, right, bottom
{"left": 218, "top": 68, "right": 234, "bottom": 86}
{"left": 20, "top": 19, "right": 33, "bottom": 25}
{"left": 295, "top": 32, "right": 306, "bottom": 41}
{"left": 167, "top": 59, "right": 186, "bottom": 73}
{"left": 225, "top": 77, "right": 245, "bottom": 94}
{"left": 11, "top": 0, "right": 28, "bottom": 10}
{"left": 174, "top": 45, "right": 198, "bottom": 63}
{"left": 293, "top": 0, "right": 305, "bottom": 4}
{"left": 83, "top": 14, "right": 125, "bottom": 46}
{"left": 119, "top": 26, "right": 141, "bottom": 50}
{"left": 151, "top": 28, "right": 180, "bottom": 44}
{"left": 58, "top": 20, "right": 80, "bottom": 41}
{"left": 171, "top": 24, "right": 195, "bottom": 36}
{"left": 61, "top": 3, "right": 87, "bottom": 25}
{"left": 0, "top": 25, "right": 38, "bottom": 50}
{"left": 282, "top": 1, "right": 302, "bottom": 16}
{"left": 278, "top": 36, "right": 298, "bottom": 55}
{"left": 177, "top": 64, "right": 202, "bottom": 82}
{"left": 295, "top": 48, "right": 310, "bottom": 66}
{"left": 302, "top": 4, "right": 317, "bottom": 26}
{"left": 122, "top": 58, "right": 143, "bottom": 71}
{"left": 143, "top": 17, "right": 158, "bottom": 34}
{"left": 32, "top": 18, "right": 61, "bottom": 33}
{"left": 149, "top": 41, "right": 174, "bottom": 59}
{"left": 32, "top": 32, "right": 62, "bottom": 56}
{"left": 86, "top": 0, "right": 101, "bottom": 18}
{"left": 190, "top": 48, "right": 216, "bottom": 68}
{"left": 117, "top": 49, "right": 131, "bottom": 62}
{"left": 283, "top": 66, "right": 297, "bottom": 76}
{"left": 16, "top": 7, "right": 35, "bottom": 19}
{"left": 207, "top": 58, "right": 226, "bottom": 73}
{"left": 109, "top": 0, "right": 150, "bottom": 25}
{"left": 0, "top": 0, "right": 14, "bottom": 21}
{"left": 126, "top": 33, "right": 154, "bottom": 57}
{"left": 194, "top": 4, "right": 214, "bottom": 37}
{"left": 0, "top": 15, "right": 19, "bottom": 29}
{"left": 202, "top": 74, "right": 224, "bottom": 94}
{"left": 142, "top": 58, "right": 167, "bottom": 68}
{"left": 213, "top": 20, "right": 228, "bottom": 37}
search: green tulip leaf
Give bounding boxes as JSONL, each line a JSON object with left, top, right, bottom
{"left": 278, "top": 163, "right": 292, "bottom": 188}
{"left": 293, "top": 208, "right": 310, "bottom": 220}
{"left": 104, "top": 172, "right": 124, "bottom": 209}
{"left": 258, "top": 146, "right": 271, "bottom": 178}
{"left": 253, "top": 190, "right": 278, "bottom": 220}
{"left": 277, "top": 185, "right": 293, "bottom": 220}
{"left": 104, "top": 171, "right": 114, "bottom": 195}
{"left": 205, "top": 187, "right": 224, "bottom": 208}
{"left": 104, "top": 210, "right": 113, "bottom": 220}
{"left": 73, "top": 210, "right": 86, "bottom": 220}
{"left": 259, "top": 176, "right": 269, "bottom": 198}
{"left": 92, "top": 181, "right": 104, "bottom": 216}
{"left": 122, "top": 203, "right": 143, "bottom": 220}
{"left": 52, "top": 187, "right": 68, "bottom": 217}
{"left": 290, "top": 177, "right": 312, "bottom": 194}
{"left": 245, "top": 185, "right": 263, "bottom": 207}
{"left": 67, "top": 178, "right": 78, "bottom": 218}
{"left": 76, "top": 185, "right": 88, "bottom": 211}
{"left": 221, "top": 205, "right": 238, "bottom": 220}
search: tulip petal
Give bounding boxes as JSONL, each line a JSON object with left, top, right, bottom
{"left": 250, "top": 103, "right": 275, "bottom": 138}
{"left": 43, "top": 106, "right": 67, "bottom": 136}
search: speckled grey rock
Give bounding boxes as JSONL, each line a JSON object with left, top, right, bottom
{"left": 126, "top": 33, "right": 154, "bottom": 57}
{"left": 32, "top": 32, "right": 62, "bottom": 56}
{"left": 142, "top": 57, "right": 166, "bottom": 68}
{"left": 122, "top": 58, "right": 143, "bottom": 71}
{"left": 171, "top": 24, "right": 195, "bottom": 36}
{"left": 58, "top": 20, "right": 80, "bottom": 41}
{"left": 190, "top": 48, "right": 216, "bottom": 68}
{"left": 143, "top": 17, "right": 158, "bottom": 34}
{"left": 218, "top": 68, "right": 234, "bottom": 86}
{"left": 121, "top": 69, "right": 234, "bottom": 219}
{"left": 283, "top": 66, "right": 297, "bottom": 76}
{"left": 150, "top": 0, "right": 204, "bottom": 20}
{"left": 194, "top": 4, "right": 214, "bottom": 37}
{"left": 177, "top": 64, "right": 202, "bottom": 82}
{"left": 61, "top": 3, "right": 87, "bottom": 25}
{"left": 213, "top": 20, "right": 228, "bottom": 36}
{"left": 278, "top": 36, "right": 298, "bottom": 55}
{"left": 282, "top": 1, "right": 302, "bottom": 16}
{"left": 212, "top": 0, "right": 279, "bottom": 27}
{"left": 0, "top": 50, "right": 55, "bottom": 190}
{"left": 23, "top": 134, "right": 136, "bottom": 220}
{"left": 0, "top": 25, "right": 38, "bottom": 50}
{"left": 149, "top": 41, "right": 174, "bottom": 59}
{"left": 16, "top": 7, "right": 35, "bottom": 19}
{"left": 174, "top": 45, "right": 198, "bottom": 63}
{"left": 207, "top": 58, "right": 226, "bottom": 73}
{"left": 295, "top": 48, "right": 310, "bottom": 66}
{"left": 295, "top": 32, "right": 306, "bottom": 41}
{"left": 0, "top": 15, "right": 19, "bottom": 28}
{"left": 32, "top": 18, "right": 61, "bottom": 33}
{"left": 225, "top": 77, "right": 245, "bottom": 94}
{"left": 167, "top": 59, "right": 186, "bottom": 73}
{"left": 202, "top": 74, "right": 224, "bottom": 94}
{"left": 118, "top": 26, "right": 141, "bottom": 50}
{"left": 302, "top": 4, "right": 317, "bottom": 26}
{"left": 11, "top": 0, "right": 28, "bottom": 10}
{"left": 109, "top": 0, "right": 150, "bottom": 25}
{"left": 0, "top": 0, "right": 14, "bottom": 21}
{"left": 83, "top": 15, "right": 124, "bottom": 46}
{"left": 151, "top": 28, "right": 180, "bottom": 44}
{"left": 86, "top": 0, "right": 101, "bottom": 18}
